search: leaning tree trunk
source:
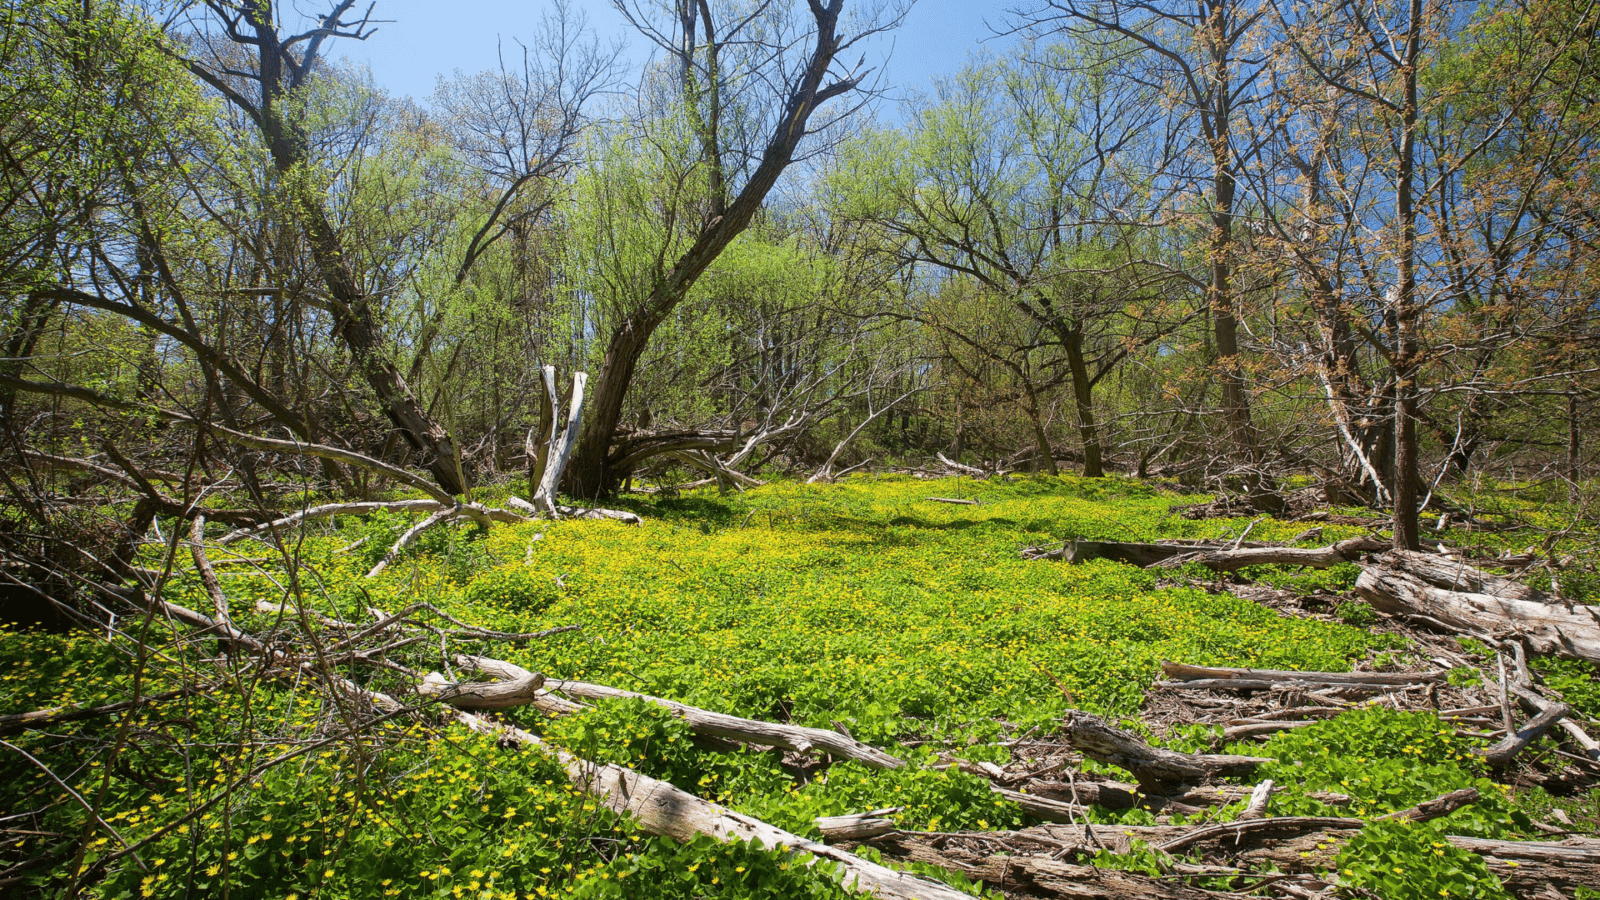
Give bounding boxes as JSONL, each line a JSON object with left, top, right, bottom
{"left": 566, "top": 1, "right": 860, "bottom": 498}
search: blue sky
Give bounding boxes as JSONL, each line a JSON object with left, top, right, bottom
{"left": 334, "top": 0, "right": 1021, "bottom": 106}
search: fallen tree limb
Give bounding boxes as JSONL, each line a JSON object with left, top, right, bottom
{"left": 1063, "top": 712, "right": 1270, "bottom": 792}
{"left": 0, "top": 688, "right": 196, "bottom": 736}
{"left": 544, "top": 675, "right": 907, "bottom": 770}
{"left": 1480, "top": 702, "right": 1570, "bottom": 768}
{"left": 935, "top": 453, "right": 986, "bottom": 477}
{"left": 195, "top": 422, "right": 454, "bottom": 504}
{"left": 1153, "top": 787, "right": 1479, "bottom": 854}
{"left": 367, "top": 507, "right": 456, "bottom": 578}
{"left": 1220, "top": 721, "right": 1317, "bottom": 742}
{"left": 188, "top": 516, "right": 228, "bottom": 624}
{"left": 218, "top": 500, "right": 445, "bottom": 543}
{"left": 886, "top": 810, "right": 1598, "bottom": 897}
{"left": 419, "top": 667, "right": 549, "bottom": 710}
{"left": 504, "top": 496, "right": 643, "bottom": 525}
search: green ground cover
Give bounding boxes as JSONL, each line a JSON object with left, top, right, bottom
{"left": 2, "top": 475, "right": 1595, "bottom": 899}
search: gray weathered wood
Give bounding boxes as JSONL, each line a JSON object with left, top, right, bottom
{"left": 1355, "top": 564, "right": 1600, "bottom": 663}
{"left": 1063, "top": 712, "right": 1270, "bottom": 791}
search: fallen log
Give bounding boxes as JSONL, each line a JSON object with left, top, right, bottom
{"left": 1024, "top": 537, "right": 1385, "bottom": 571}
{"left": 1063, "top": 712, "right": 1270, "bottom": 792}
{"left": 440, "top": 659, "right": 907, "bottom": 770}
{"left": 1354, "top": 563, "right": 1600, "bottom": 663}
{"left": 1382, "top": 549, "right": 1548, "bottom": 602}
{"left": 815, "top": 808, "right": 901, "bottom": 842}
{"left": 419, "top": 667, "right": 550, "bottom": 710}
{"left": 1161, "top": 661, "right": 1445, "bottom": 687}
{"left": 879, "top": 835, "right": 1252, "bottom": 900}
{"left": 1151, "top": 536, "right": 1388, "bottom": 572}
{"left": 935, "top": 453, "right": 987, "bottom": 477}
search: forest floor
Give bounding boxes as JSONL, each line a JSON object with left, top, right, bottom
{"left": 2, "top": 475, "right": 1597, "bottom": 899}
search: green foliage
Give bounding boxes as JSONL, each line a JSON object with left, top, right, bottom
{"left": 569, "top": 835, "right": 857, "bottom": 900}
{"left": 0, "top": 478, "right": 1568, "bottom": 900}
{"left": 1531, "top": 656, "right": 1600, "bottom": 722}
{"left": 545, "top": 697, "right": 708, "bottom": 789}
{"left": 1335, "top": 819, "right": 1509, "bottom": 900}
{"left": 1253, "top": 708, "right": 1527, "bottom": 838}
{"left": 1337, "top": 600, "right": 1378, "bottom": 627}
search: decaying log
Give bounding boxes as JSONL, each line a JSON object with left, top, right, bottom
{"left": 1024, "top": 540, "right": 1202, "bottom": 566}
{"left": 1025, "top": 779, "right": 1140, "bottom": 810}
{"left": 1161, "top": 662, "right": 1444, "bottom": 686}
{"left": 924, "top": 497, "right": 980, "bottom": 505}
{"left": 1024, "top": 536, "right": 1388, "bottom": 571}
{"left": 1063, "top": 712, "right": 1270, "bottom": 792}
{"left": 1150, "top": 536, "right": 1387, "bottom": 572}
{"left": 814, "top": 808, "right": 901, "bottom": 842}
{"left": 930, "top": 820, "right": 1599, "bottom": 898}
{"left": 879, "top": 835, "right": 1252, "bottom": 900}
{"left": 1158, "top": 662, "right": 1444, "bottom": 698}
{"left": 1381, "top": 549, "right": 1548, "bottom": 602}
{"left": 1235, "top": 779, "right": 1274, "bottom": 820}
{"left": 1355, "top": 562, "right": 1600, "bottom": 663}
{"left": 450, "top": 711, "right": 974, "bottom": 900}
{"left": 419, "top": 667, "right": 549, "bottom": 710}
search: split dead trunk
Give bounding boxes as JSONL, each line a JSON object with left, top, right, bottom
{"left": 1354, "top": 554, "right": 1600, "bottom": 663}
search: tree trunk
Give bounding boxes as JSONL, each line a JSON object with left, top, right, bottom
{"left": 1063, "top": 326, "right": 1103, "bottom": 477}
{"left": 568, "top": 1, "right": 857, "bottom": 498}
{"left": 1390, "top": 0, "right": 1424, "bottom": 551}
{"left": 1021, "top": 382, "right": 1059, "bottom": 476}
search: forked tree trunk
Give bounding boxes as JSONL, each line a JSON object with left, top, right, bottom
{"left": 568, "top": 1, "right": 860, "bottom": 498}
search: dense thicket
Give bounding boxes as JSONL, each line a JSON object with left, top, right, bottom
{"left": 2, "top": 0, "right": 1597, "bottom": 558}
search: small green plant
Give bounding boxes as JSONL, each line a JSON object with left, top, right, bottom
{"left": 1337, "top": 600, "right": 1377, "bottom": 627}
{"left": 1335, "top": 819, "right": 1509, "bottom": 900}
